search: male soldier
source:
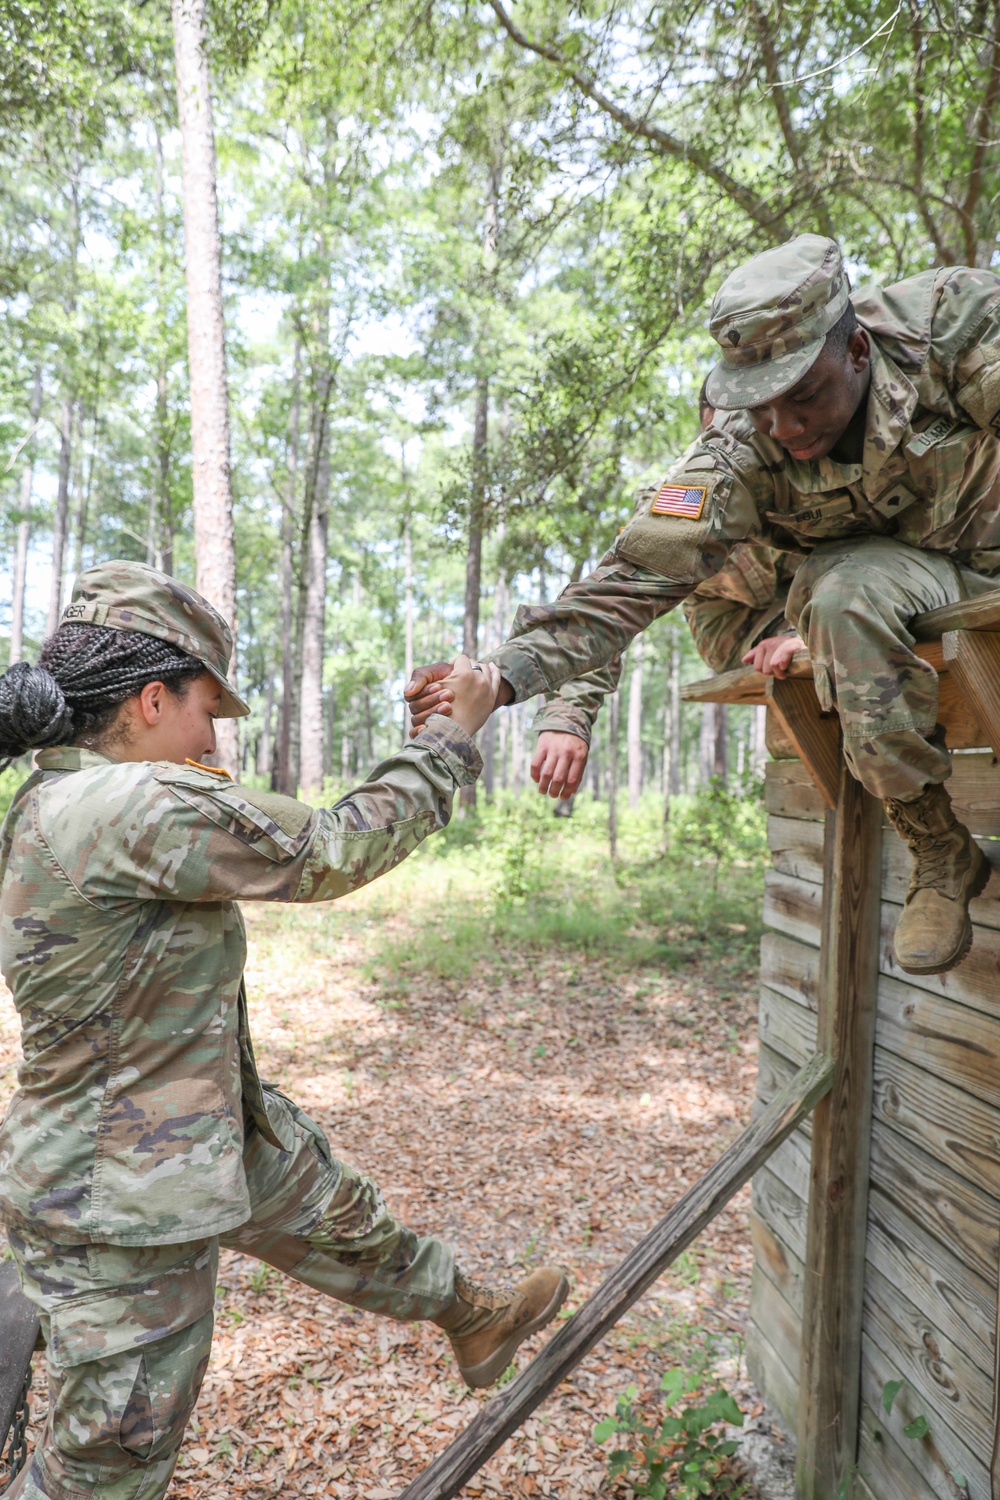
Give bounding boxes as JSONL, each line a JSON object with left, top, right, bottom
{"left": 530, "top": 388, "right": 804, "bottom": 800}
{"left": 409, "top": 234, "right": 1000, "bottom": 976}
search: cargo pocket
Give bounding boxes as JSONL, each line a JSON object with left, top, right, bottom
{"left": 46, "top": 1245, "right": 217, "bottom": 1468}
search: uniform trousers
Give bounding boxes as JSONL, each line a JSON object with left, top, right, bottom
{"left": 4, "top": 1089, "right": 454, "bottom": 1500}
{"left": 785, "top": 536, "right": 998, "bottom": 802}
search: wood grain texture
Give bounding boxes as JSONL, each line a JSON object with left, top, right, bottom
{"left": 914, "top": 588, "right": 1000, "bottom": 639}
{"left": 876, "top": 980, "right": 1000, "bottom": 1113}
{"left": 764, "top": 759, "right": 827, "bottom": 822}
{"left": 747, "top": 1319, "right": 800, "bottom": 1435}
{"left": 797, "top": 763, "right": 883, "bottom": 1500}
{"left": 751, "top": 1263, "right": 801, "bottom": 1381}
{"left": 942, "top": 630, "right": 1000, "bottom": 760}
{"left": 752, "top": 1163, "right": 808, "bottom": 1267}
{"left": 766, "top": 677, "right": 841, "bottom": 808}
{"left": 763, "top": 870, "right": 824, "bottom": 947}
{"left": 760, "top": 984, "right": 818, "bottom": 1068}
{"left": 857, "top": 1399, "right": 950, "bottom": 1500}
{"left": 397, "top": 1053, "right": 834, "bottom": 1500}
{"left": 768, "top": 813, "right": 825, "bottom": 883}
{"left": 866, "top": 1184, "right": 995, "bottom": 1379}
{"left": 0, "top": 1261, "right": 37, "bottom": 1452}
{"left": 862, "top": 1333, "right": 988, "bottom": 1500}
{"left": 750, "top": 1207, "right": 804, "bottom": 1315}
{"left": 873, "top": 1042, "right": 1000, "bottom": 1200}
{"left": 869, "top": 1123, "right": 1000, "bottom": 1285}
{"left": 879, "top": 899, "right": 1000, "bottom": 1012}
{"left": 759, "top": 929, "right": 820, "bottom": 1012}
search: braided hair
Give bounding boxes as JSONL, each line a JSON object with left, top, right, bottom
{"left": 0, "top": 624, "right": 205, "bottom": 766}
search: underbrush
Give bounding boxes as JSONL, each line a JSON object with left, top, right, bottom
{"left": 353, "top": 779, "right": 768, "bottom": 992}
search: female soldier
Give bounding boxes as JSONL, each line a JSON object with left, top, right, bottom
{"left": 0, "top": 560, "right": 567, "bottom": 1500}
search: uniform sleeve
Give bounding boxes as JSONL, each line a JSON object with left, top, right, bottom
{"left": 90, "top": 716, "right": 482, "bottom": 905}
{"left": 530, "top": 656, "right": 623, "bottom": 743}
{"left": 932, "top": 267, "right": 1000, "bottom": 435}
{"left": 486, "top": 443, "right": 762, "bottom": 702}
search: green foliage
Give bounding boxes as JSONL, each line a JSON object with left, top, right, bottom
{"left": 593, "top": 1365, "right": 745, "bottom": 1500}
{"left": 881, "top": 1377, "right": 932, "bottom": 1443}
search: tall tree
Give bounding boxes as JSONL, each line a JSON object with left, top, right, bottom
{"left": 171, "top": 0, "right": 238, "bottom": 770}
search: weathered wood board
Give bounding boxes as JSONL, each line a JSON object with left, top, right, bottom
{"left": 750, "top": 754, "right": 1000, "bottom": 1499}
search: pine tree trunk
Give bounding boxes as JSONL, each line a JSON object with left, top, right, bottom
{"left": 403, "top": 501, "right": 414, "bottom": 740}
{"left": 713, "top": 704, "right": 728, "bottom": 783}
{"left": 152, "top": 128, "right": 174, "bottom": 575}
{"left": 10, "top": 369, "right": 42, "bottom": 665}
{"left": 608, "top": 689, "right": 620, "bottom": 860}
{"left": 669, "top": 635, "right": 681, "bottom": 797}
{"left": 751, "top": 703, "right": 768, "bottom": 776}
{"left": 276, "top": 344, "right": 301, "bottom": 797}
{"left": 258, "top": 665, "right": 275, "bottom": 779}
{"left": 461, "top": 374, "right": 488, "bottom": 810}
{"left": 71, "top": 400, "right": 90, "bottom": 580}
{"left": 299, "top": 437, "right": 330, "bottom": 797}
{"left": 627, "top": 637, "right": 644, "bottom": 808}
{"left": 172, "top": 0, "right": 238, "bottom": 772}
{"left": 46, "top": 393, "right": 74, "bottom": 636}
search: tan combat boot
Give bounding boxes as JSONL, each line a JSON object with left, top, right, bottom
{"left": 885, "top": 782, "right": 989, "bottom": 975}
{"left": 432, "top": 1267, "right": 569, "bottom": 1389}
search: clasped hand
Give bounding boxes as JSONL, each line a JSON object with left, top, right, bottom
{"left": 404, "top": 656, "right": 500, "bottom": 738}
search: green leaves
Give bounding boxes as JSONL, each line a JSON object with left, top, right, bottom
{"left": 882, "top": 1378, "right": 931, "bottom": 1443}
{"left": 882, "top": 1378, "right": 904, "bottom": 1415}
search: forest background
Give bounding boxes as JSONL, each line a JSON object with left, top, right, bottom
{"left": 4, "top": 0, "right": 999, "bottom": 819}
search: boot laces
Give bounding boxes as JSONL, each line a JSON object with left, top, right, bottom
{"left": 909, "top": 829, "right": 963, "bottom": 895}
{"left": 456, "top": 1273, "right": 515, "bottom": 1309}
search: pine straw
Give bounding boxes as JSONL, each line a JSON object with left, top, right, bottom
{"left": 0, "top": 885, "right": 771, "bottom": 1499}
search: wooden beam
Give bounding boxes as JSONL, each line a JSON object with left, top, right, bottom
{"left": 796, "top": 760, "right": 883, "bottom": 1500}
{"left": 0, "top": 1261, "right": 38, "bottom": 1457}
{"left": 764, "top": 678, "right": 841, "bottom": 809}
{"left": 681, "top": 642, "right": 947, "bottom": 708}
{"left": 911, "top": 587, "right": 1000, "bottom": 639}
{"left": 397, "top": 1051, "right": 835, "bottom": 1500}
{"left": 942, "top": 629, "right": 1000, "bottom": 760}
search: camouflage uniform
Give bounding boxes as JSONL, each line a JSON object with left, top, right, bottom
{"left": 531, "top": 542, "right": 800, "bottom": 743}
{"left": 489, "top": 237, "right": 1000, "bottom": 801}
{"left": 0, "top": 566, "right": 482, "bottom": 1500}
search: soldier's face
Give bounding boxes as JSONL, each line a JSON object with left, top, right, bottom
{"left": 111, "top": 672, "right": 224, "bottom": 765}
{"left": 745, "top": 329, "right": 871, "bottom": 462}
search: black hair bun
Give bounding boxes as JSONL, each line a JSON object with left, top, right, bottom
{"left": 0, "top": 661, "right": 75, "bottom": 761}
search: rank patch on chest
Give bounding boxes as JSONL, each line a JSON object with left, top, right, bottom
{"left": 651, "top": 484, "right": 708, "bottom": 519}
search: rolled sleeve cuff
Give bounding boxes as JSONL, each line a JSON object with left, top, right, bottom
{"left": 530, "top": 706, "right": 592, "bottom": 744}
{"left": 416, "top": 713, "right": 484, "bottom": 785}
{"left": 484, "top": 646, "right": 548, "bottom": 703}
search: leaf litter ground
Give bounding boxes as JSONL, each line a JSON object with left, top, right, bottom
{"left": 0, "top": 868, "right": 790, "bottom": 1498}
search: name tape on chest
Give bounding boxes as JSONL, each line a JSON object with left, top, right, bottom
{"left": 650, "top": 483, "right": 708, "bottom": 520}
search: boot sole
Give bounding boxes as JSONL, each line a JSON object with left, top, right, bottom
{"left": 458, "top": 1275, "right": 570, "bottom": 1390}
{"left": 896, "top": 843, "right": 991, "bottom": 976}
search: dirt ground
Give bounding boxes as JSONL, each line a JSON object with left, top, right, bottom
{"left": 0, "top": 892, "right": 789, "bottom": 1498}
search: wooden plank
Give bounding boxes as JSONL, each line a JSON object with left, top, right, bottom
{"left": 0, "top": 1261, "right": 37, "bottom": 1453}
{"left": 768, "top": 812, "right": 826, "bottom": 883}
{"left": 760, "top": 929, "right": 820, "bottom": 1012}
{"left": 935, "top": 665, "right": 995, "bottom": 752}
{"left": 913, "top": 587, "right": 1000, "bottom": 639}
{"left": 873, "top": 1041, "right": 1000, "bottom": 1201}
{"left": 942, "top": 630, "right": 1000, "bottom": 760}
{"left": 750, "top": 1206, "right": 805, "bottom": 1316}
{"left": 765, "top": 758, "right": 827, "bottom": 822}
{"left": 752, "top": 1162, "right": 809, "bottom": 1267}
{"left": 751, "top": 1263, "right": 801, "bottom": 1380}
{"left": 397, "top": 1053, "right": 835, "bottom": 1500}
{"left": 882, "top": 830, "right": 1000, "bottom": 919}
{"left": 866, "top": 1184, "right": 995, "bottom": 1379}
{"left": 680, "top": 663, "right": 770, "bottom": 705}
{"left": 876, "top": 981, "right": 1000, "bottom": 1116}
{"left": 747, "top": 1318, "right": 800, "bottom": 1435}
{"left": 862, "top": 1332, "right": 988, "bottom": 1500}
{"left": 797, "top": 761, "right": 883, "bottom": 1500}
{"left": 757, "top": 1043, "right": 815, "bottom": 1141}
{"left": 760, "top": 983, "right": 817, "bottom": 1068}
{"left": 931, "top": 752, "right": 1000, "bottom": 835}
{"left": 765, "top": 706, "right": 799, "bottom": 760}
{"left": 880, "top": 899, "right": 1000, "bottom": 1014}
{"left": 869, "top": 1122, "right": 1000, "bottom": 1285}
{"left": 766, "top": 676, "right": 841, "bottom": 808}
{"left": 763, "top": 869, "right": 823, "bottom": 947}
{"left": 864, "top": 1262, "right": 993, "bottom": 1471}
{"left": 857, "top": 1399, "right": 950, "bottom": 1500}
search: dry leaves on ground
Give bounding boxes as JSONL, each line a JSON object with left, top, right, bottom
{"left": 0, "top": 887, "right": 769, "bottom": 1498}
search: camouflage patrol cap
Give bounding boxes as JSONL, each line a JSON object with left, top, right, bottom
{"left": 705, "top": 234, "right": 851, "bottom": 410}
{"left": 60, "top": 560, "right": 249, "bottom": 718}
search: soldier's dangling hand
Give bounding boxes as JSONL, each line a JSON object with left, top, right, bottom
{"left": 405, "top": 660, "right": 454, "bottom": 734}
{"left": 531, "top": 731, "right": 589, "bottom": 800}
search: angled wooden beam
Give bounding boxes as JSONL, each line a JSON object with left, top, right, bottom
{"left": 796, "top": 759, "right": 883, "bottom": 1500}
{"left": 764, "top": 677, "right": 841, "bottom": 809}
{"left": 942, "top": 630, "right": 1000, "bottom": 760}
{"left": 396, "top": 1052, "right": 835, "bottom": 1500}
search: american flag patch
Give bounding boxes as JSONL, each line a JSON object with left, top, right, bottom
{"left": 651, "top": 484, "right": 708, "bottom": 519}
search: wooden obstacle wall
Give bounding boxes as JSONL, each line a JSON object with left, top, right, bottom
{"left": 750, "top": 751, "right": 1000, "bottom": 1500}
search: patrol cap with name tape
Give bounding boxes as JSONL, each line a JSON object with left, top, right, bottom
{"left": 705, "top": 234, "right": 851, "bottom": 411}
{"left": 60, "top": 560, "right": 250, "bottom": 718}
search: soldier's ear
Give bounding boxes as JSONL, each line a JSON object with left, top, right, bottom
{"left": 135, "top": 679, "right": 169, "bottom": 726}
{"left": 847, "top": 327, "right": 871, "bottom": 374}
